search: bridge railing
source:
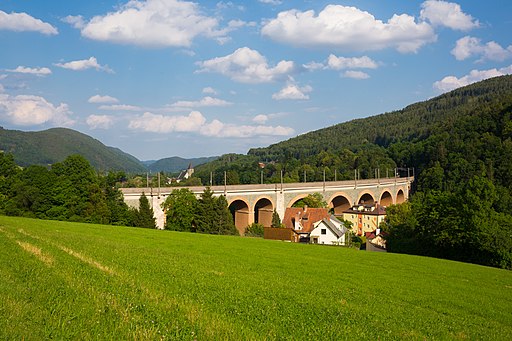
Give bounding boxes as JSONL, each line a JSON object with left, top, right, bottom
{"left": 120, "top": 176, "right": 414, "bottom": 196}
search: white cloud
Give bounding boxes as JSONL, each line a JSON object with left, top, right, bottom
{"left": 6, "top": 66, "right": 52, "bottom": 76}
{"left": 88, "top": 95, "right": 119, "bottom": 104}
{"left": 272, "top": 84, "right": 312, "bottom": 100}
{"left": 420, "top": 0, "right": 479, "bottom": 31}
{"left": 451, "top": 36, "right": 512, "bottom": 62}
{"left": 327, "top": 55, "right": 378, "bottom": 70}
{"left": 202, "top": 87, "right": 217, "bottom": 95}
{"left": 76, "top": 0, "right": 231, "bottom": 47}
{"left": 201, "top": 121, "right": 294, "bottom": 138}
{"left": 0, "top": 94, "right": 74, "bottom": 126}
{"left": 169, "top": 96, "right": 232, "bottom": 108}
{"left": 86, "top": 115, "right": 114, "bottom": 129}
{"left": 303, "top": 61, "right": 324, "bottom": 71}
{"left": 343, "top": 70, "right": 370, "bottom": 79}
{"left": 253, "top": 114, "right": 269, "bottom": 124}
{"left": 261, "top": 5, "right": 436, "bottom": 53}
{"left": 128, "top": 110, "right": 294, "bottom": 138}
{"left": 62, "top": 15, "right": 85, "bottom": 29}
{"left": 433, "top": 65, "right": 512, "bottom": 93}
{"left": 54, "top": 57, "right": 113, "bottom": 73}
{"left": 99, "top": 104, "right": 142, "bottom": 111}
{"left": 129, "top": 111, "right": 206, "bottom": 133}
{"left": 252, "top": 112, "right": 286, "bottom": 124}
{"left": 259, "top": 0, "right": 282, "bottom": 5}
{"left": 196, "top": 47, "right": 294, "bottom": 83}
{"left": 0, "top": 10, "right": 58, "bottom": 35}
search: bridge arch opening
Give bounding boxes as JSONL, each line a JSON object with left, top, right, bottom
{"left": 229, "top": 199, "right": 250, "bottom": 235}
{"left": 358, "top": 193, "right": 375, "bottom": 205}
{"left": 396, "top": 189, "right": 405, "bottom": 204}
{"left": 329, "top": 195, "right": 351, "bottom": 216}
{"left": 380, "top": 191, "right": 393, "bottom": 207}
{"left": 288, "top": 194, "right": 309, "bottom": 208}
{"left": 254, "top": 198, "right": 273, "bottom": 227}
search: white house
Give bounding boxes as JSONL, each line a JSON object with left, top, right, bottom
{"left": 309, "top": 215, "right": 348, "bottom": 246}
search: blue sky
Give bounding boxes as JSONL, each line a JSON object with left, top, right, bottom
{"left": 1, "top": 0, "right": 511, "bottom": 161}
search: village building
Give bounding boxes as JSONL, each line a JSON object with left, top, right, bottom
{"left": 264, "top": 206, "right": 348, "bottom": 245}
{"left": 309, "top": 216, "right": 348, "bottom": 245}
{"left": 342, "top": 203, "right": 386, "bottom": 236}
{"left": 175, "top": 163, "right": 194, "bottom": 183}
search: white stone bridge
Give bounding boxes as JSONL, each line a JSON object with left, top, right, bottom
{"left": 120, "top": 176, "right": 414, "bottom": 233}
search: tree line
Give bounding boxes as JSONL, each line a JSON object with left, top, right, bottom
{"left": 0, "top": 153, "right": 155, "bottom": 228}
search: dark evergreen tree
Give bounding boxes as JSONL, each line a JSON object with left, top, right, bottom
{"left": 213, "top": 195, "right": 237, "bottom": 235}
{"left": 271, "top": 209, "right": 281, "bottom": 228}
{"left": 133, "top": 193, "right": 156, "bottom": 229}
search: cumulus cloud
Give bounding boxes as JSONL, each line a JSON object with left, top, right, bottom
{"left": 259, "top": 0, "right": 282, "bottom": 5}
{"left": 420, "top": 0, "right": 479, "bottom": 31}
{"left": 6, "top": 66, "right": 52, "bottom": 76}
{"left": 201, "top": 121, "right": 294, "bottom": 138}
{"left": 252, "top": 112, "right": 285, "bottom": 124}
{"left": 74, "top": 0, "right": 232, "bottom": 47}
{"left": 0, "top": 94, "right": 74, "bottom": 126}
{"left": 128, "top": 110, "right": 294, "bottom": 138}
{"left": 196, "top": 47, "right": 294, "bottom": 83}
{"left": 169, "top": 96, "right": 232, "bottom": 108}
{"left": 433, "top": 65, "right": 512, "bottom": 93}
{"left": 261, "top": 5, "right": 436, "bottom": 53}
{"left": 88, "top": 95, "right": 119, "bottom": 104}
{"left": 54, "top": 57, "right": 114, "bottom": 73}
{"left": 253, "top": 114, "right": 269, "bottom": 124}
{"left": 129, "top": 111, "right": 206, "bottom": 133}
{"left": 451, "top": 36, "right": 512, "bottom": 62}
{"left": 62, "top": 15, "right": 85, "bottom": 29}
{"left": 272, "top": 84, "right": 312, "bottom": 100}
{"left": 86, "top": 115, "right": 114, "bottom": 129}
{"left": 327, "top": 55, "right": 378, "bottom": 70}
{"left": 99, "top": 104, "right": 142, "bottom": 111}
{"left": 0, "top": 10, "right": 58, "bottom": 35}
{"left": 202, "top": 87, "right": 217, "bottom": 95}
{"left": 343, "top": 70, "right": 370, "bottom": 79}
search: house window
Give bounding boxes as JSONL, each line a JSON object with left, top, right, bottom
{"left": 321, "top": 229, "right": 326, "bottom": 235}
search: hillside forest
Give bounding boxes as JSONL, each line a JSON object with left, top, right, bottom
{"left": 195, "top": 75, "right": 512, "bottom": 269}
{"left": 1, "top": 76, "right": 512, "bottom": 268}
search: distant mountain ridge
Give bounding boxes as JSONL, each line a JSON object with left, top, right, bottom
{"left": 0, "top": 127, "right": 147, "bottom": 173}
{"left": 0, "top": 127, "right": 218, "bottom": 173}
{"left": 146, "top": 156, "right": 218, "bottom": 173}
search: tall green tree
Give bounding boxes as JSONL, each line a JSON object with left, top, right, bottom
{"left": 195, "top": 187, "right": 237, "bottom": 235}
{"left": 133, "top": 193, "right": 156, "bottom": 229}
{"left": 162, "top": 188, "right": 197, "bottom": 232}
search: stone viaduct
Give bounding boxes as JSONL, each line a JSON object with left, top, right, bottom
{"left": 120, "top": 176, "right": 414, "bottom": 234}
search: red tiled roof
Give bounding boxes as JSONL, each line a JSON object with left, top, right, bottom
{"left": 283, "top": 207, "right": 330, "bottom": 233}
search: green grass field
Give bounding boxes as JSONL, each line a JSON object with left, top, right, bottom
{"left": 1, "top": 216, "right": 511, "bottom": 340}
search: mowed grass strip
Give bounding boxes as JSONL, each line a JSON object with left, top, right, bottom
{"left": 1, "top": 216, "right": 511, "bottom": 340}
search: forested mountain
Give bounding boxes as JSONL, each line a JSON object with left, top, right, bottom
{"left": 147, "top": 156, "right": 218, "bottom": 173}
{"left": 195, "top": 75, "right": 512, "bottom": 186}
{"left": 249, "top": 75, "right": 512, "bottom": 163}
{"left": 193, "top": 76, "right": 512, "bottom": 268}
{"left": 0, "top": 127, "right": 146, "bottom": 173}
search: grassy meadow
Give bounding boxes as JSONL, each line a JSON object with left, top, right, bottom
{"left": 1, "top": 216, "right": 511, "bottom": 340}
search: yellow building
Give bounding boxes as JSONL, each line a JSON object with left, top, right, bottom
{"left": 342, "top": 204, "right": 386, "bottom": 236}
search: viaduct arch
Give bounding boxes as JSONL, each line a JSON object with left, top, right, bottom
{"left": 120, "top": 177, "right": 414, "bottom": 233}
